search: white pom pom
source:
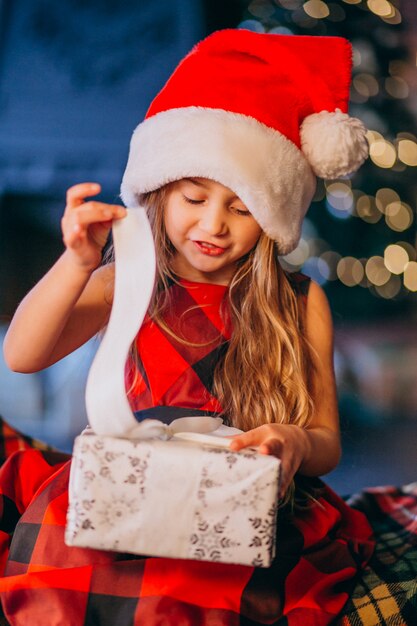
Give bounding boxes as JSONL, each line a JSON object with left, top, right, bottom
{"left": 300, "top": 109, "right": 368, "bottom": 179}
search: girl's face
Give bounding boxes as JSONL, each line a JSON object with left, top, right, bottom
{"left": 164, "top": 178, "right": 262, "bottom": 285}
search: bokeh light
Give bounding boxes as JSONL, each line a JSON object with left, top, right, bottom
{"left": 385, "top": 76, "right": 409, "bottom": 99}
{"left": 337, "top": 257, "right": 364, "bottom": 286}
{"left": 365, "top": 256, "right": 391, "bottom": 286}
{"left": 354, "top": 194, "right": 381, "bottom": 223}
{"left": 326, "top": 181, "right": 354, "bottom": 219}
{"left": 403, "top": 262, "right": 417, "bottom": 291}
{"left": 385, "top": 202, "right": 413, "bottom": 232}
{"left": 303, "top": 0, "right": 330, "bottom": 19}
{"left": 383, "top": 244, "right": 409, "bottom": 274}
{"left": 367, "top": 0, "right": 394, "bottom": 18}
{"left": 375, "top": 274, "right": 401, "bottom": 298}
{"left": 398, "top": 139, "right": 417, "bottom": 166}
{"left": 369, "top": 138, "right": 397, "bottom": 168}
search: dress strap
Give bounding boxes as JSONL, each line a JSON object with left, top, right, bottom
{"left": 285, "top": 271, "right": 311, "bottom": 299}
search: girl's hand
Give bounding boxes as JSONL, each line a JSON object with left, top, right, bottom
{"left": 229, "top": 424, "right": 309, "bottom": 498}
{"left": 61, "top": 182, "right": 127, "bottom": 272}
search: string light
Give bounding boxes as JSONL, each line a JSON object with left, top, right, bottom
{"left": 337, "top": 257, "right": 364, "bottom": 286}
{"left": 367, "top": 0, "right": 394, "bottom": 18}
{"left": 398, "top": 139, "right": 417, "bottom": 166}
{"left": 326, "top": 181, "right": 354, "bottom": 219}
{"left": 365, "top": 256, "right": 391, "bottom": 286}
{"left": 385, "top": 76, "right": 409, "bottom": 99}
{"left": 353, "top": 73, "right": 379, "bottom": 99}
{"left": 375, "top": 188, "right": 400, "bottom": 214}
{"left": 369, "top": 139, "right": 397, "bottom": 168}
{"left": 375, "top": 274, "right": 401, "bottom": 298}
{"left": 381, "top": 6, "right": 402, "bottom": 24}
{"left": 320, "top": 251, "right": 342, "bottom": 280}
{"left": 383, "top": 244, "right": 409, "bottom": 274}
{"left": 385, "top": 202, "right": 413, "bottom": 232}
{"left": 354, "top": 194, "right": 381, "bottom": 223}
{"left": 403, "top": 262, "right": 417, "bottom": 291}
{"left": 397, "top": 241, "right": 417, "bottom": 262}
{"left": 281, "top": 238, "right": 310, "bottom": 268}
{"left": 303, "top": 0, "right": 330, "bottom": 19}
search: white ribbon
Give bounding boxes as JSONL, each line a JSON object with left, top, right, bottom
{"left": 84, "top": 207, "right": 243, "bottom": 444}
{"left": 85, "top": 208, "right": 156, "bottom": 438}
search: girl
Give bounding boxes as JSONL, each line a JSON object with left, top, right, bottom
{"left": 1, "top": 30, "right": 373, "bottom": 625}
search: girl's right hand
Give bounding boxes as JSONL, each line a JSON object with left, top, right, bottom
{"left": 61, "top": 182, "right": 127, "bottom": 273}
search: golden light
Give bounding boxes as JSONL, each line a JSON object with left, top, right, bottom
{"left": 303, "top": 0, "right": 330, "bottom": 18}
{"left": 375, "top": 188, "right": 400, "bottom": 214}
{"left": 385, "top": 76, "right": 409, "bottom": 99}
{"left": 383, "top": 244, "right": 409, "bottom": 274}
{"left": 385, "top": 202, "right": 413, "bottom": 232}
{"left": 367, "top": 0, "right": 394, "bottom": 18}
{"left": 365, "top": 256, "right": 391, "bottom": 286}
{"left": 320, "top": 250, "right": 342, "bottom": 280}
{"left": 326, "top": 182, "right": 354, "bottom": 214}
{"left": 397, "top": 241, "right": 417, "bottom": 262}
{"left": 342, "top": 0, "right": 361, "bottom": 4}
{"left": 337, "top": 257, "right": 364, "bottom": 286}
{"left": 369, "top": 140, "right": 396, "bottom": 168}
{"left": 355, "top": 194, "right": 381, "bottom": 223}
{"left": 382, "top": 6, "right": 402, "bottom": 24}
{"left": 404, "top": 262, "right": 417, "bottom": 291}
{"left": 282, "top": 238, "right": 310, "bottom": 267}
{"left": 353, "top": 73, "right": 379, "bottom": 98}
{"left": 375, "top": 275, "right": 401, "bottom": 299}
{"left": 366, "top": 129, "right": 384, "bottom": 144}
{"left": 398, "top": 139, "right": 417, "bottom": 166}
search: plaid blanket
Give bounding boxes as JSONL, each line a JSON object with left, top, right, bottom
{"left": 337, "top": 484, "right": 417, "bottom": 626}
{"left": 0, "top": 418, "right": 414, "bottom": 625}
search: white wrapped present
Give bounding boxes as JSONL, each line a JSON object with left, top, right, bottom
{"left": 65, "top": 418, "right": 281, "bottom": 567}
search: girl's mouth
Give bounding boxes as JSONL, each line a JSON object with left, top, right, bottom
{"left": 193, "top": 241, "right": 227, "bottom": 256}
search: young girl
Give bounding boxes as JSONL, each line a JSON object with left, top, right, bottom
{"left": 0, "top": 30, "right": 373, "bottom": 625}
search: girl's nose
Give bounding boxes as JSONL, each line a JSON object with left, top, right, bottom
{"left": 199, "top": 204, "right": 228, "bottom": 236}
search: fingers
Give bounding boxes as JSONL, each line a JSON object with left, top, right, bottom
{"left": 66, "top": 182, "right": 101, "bottom": 209}
{"left": 229, "top": 428, "right": 261, "bottom": 451}
{"left": 62, "top": 203, "right": 126, "bottom": 248}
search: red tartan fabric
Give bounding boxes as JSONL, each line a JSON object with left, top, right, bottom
{"left": 126, "top": 278, "right": 231, "bottom": 417}
{"left": 0, "top": 274, "right": 375, "bottom": 625}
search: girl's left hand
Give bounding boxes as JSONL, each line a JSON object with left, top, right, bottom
{"left": 229, "top": 424, "right": 309, "bottom": 498}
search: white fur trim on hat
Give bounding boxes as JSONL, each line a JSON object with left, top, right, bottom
{"left": 121, "top": 107, "right": 316, "bottom": 254}
{"left": 300, "top": 109, "right": 369, "bottom": 180}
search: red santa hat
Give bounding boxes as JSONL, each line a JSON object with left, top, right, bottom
{"left": 121, "top": 29, "right": 368, "bottom": 254}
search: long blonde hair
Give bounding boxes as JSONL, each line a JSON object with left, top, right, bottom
{"left": 135, "top": 186, "right": 315, "bottom": 435}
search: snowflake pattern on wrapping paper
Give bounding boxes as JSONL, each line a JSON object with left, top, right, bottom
{"left": 197, "top": 467, "right": 222, "bottom": 508}
{"left": 124, "top": 453, "right": 150, "bottom": 494}
{"left": 206, "top": 445, "right": 259, "bottom": 469}
{"left": 249, "top": 503, "right": 278, "bottom": 563}
{"left": 98, "top": 495, "right": 141, "bottom": 528}
{"left": 66, "top": 497, "right": 97, "bottom": 542}
{"left": 190, "top": 512, "right": 240, "bottom": 561}
{"left": 225, "top": 475, "right": 277, "bottom": 512}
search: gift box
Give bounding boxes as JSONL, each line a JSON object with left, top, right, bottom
{"left": 65, "top": 423, "right": 280, "bottom": 567}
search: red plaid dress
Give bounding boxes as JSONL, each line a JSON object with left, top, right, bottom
{"left": 0, "top": 275, "right": 374, "bottom": 626}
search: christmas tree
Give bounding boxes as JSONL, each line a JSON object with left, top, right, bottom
{"left": 238, "top": 0, "right": 417, "bottom": 319}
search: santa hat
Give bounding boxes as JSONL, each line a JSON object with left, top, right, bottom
{"left": 121, "top": 29, "right": 368, "bottom": 254}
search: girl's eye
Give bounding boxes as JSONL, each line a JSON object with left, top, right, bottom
{"left": 233, "top": 207, "right": 251, "bottom": 216}
{"left": 183, "top": 195, "right": 204, "bottom": 205}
